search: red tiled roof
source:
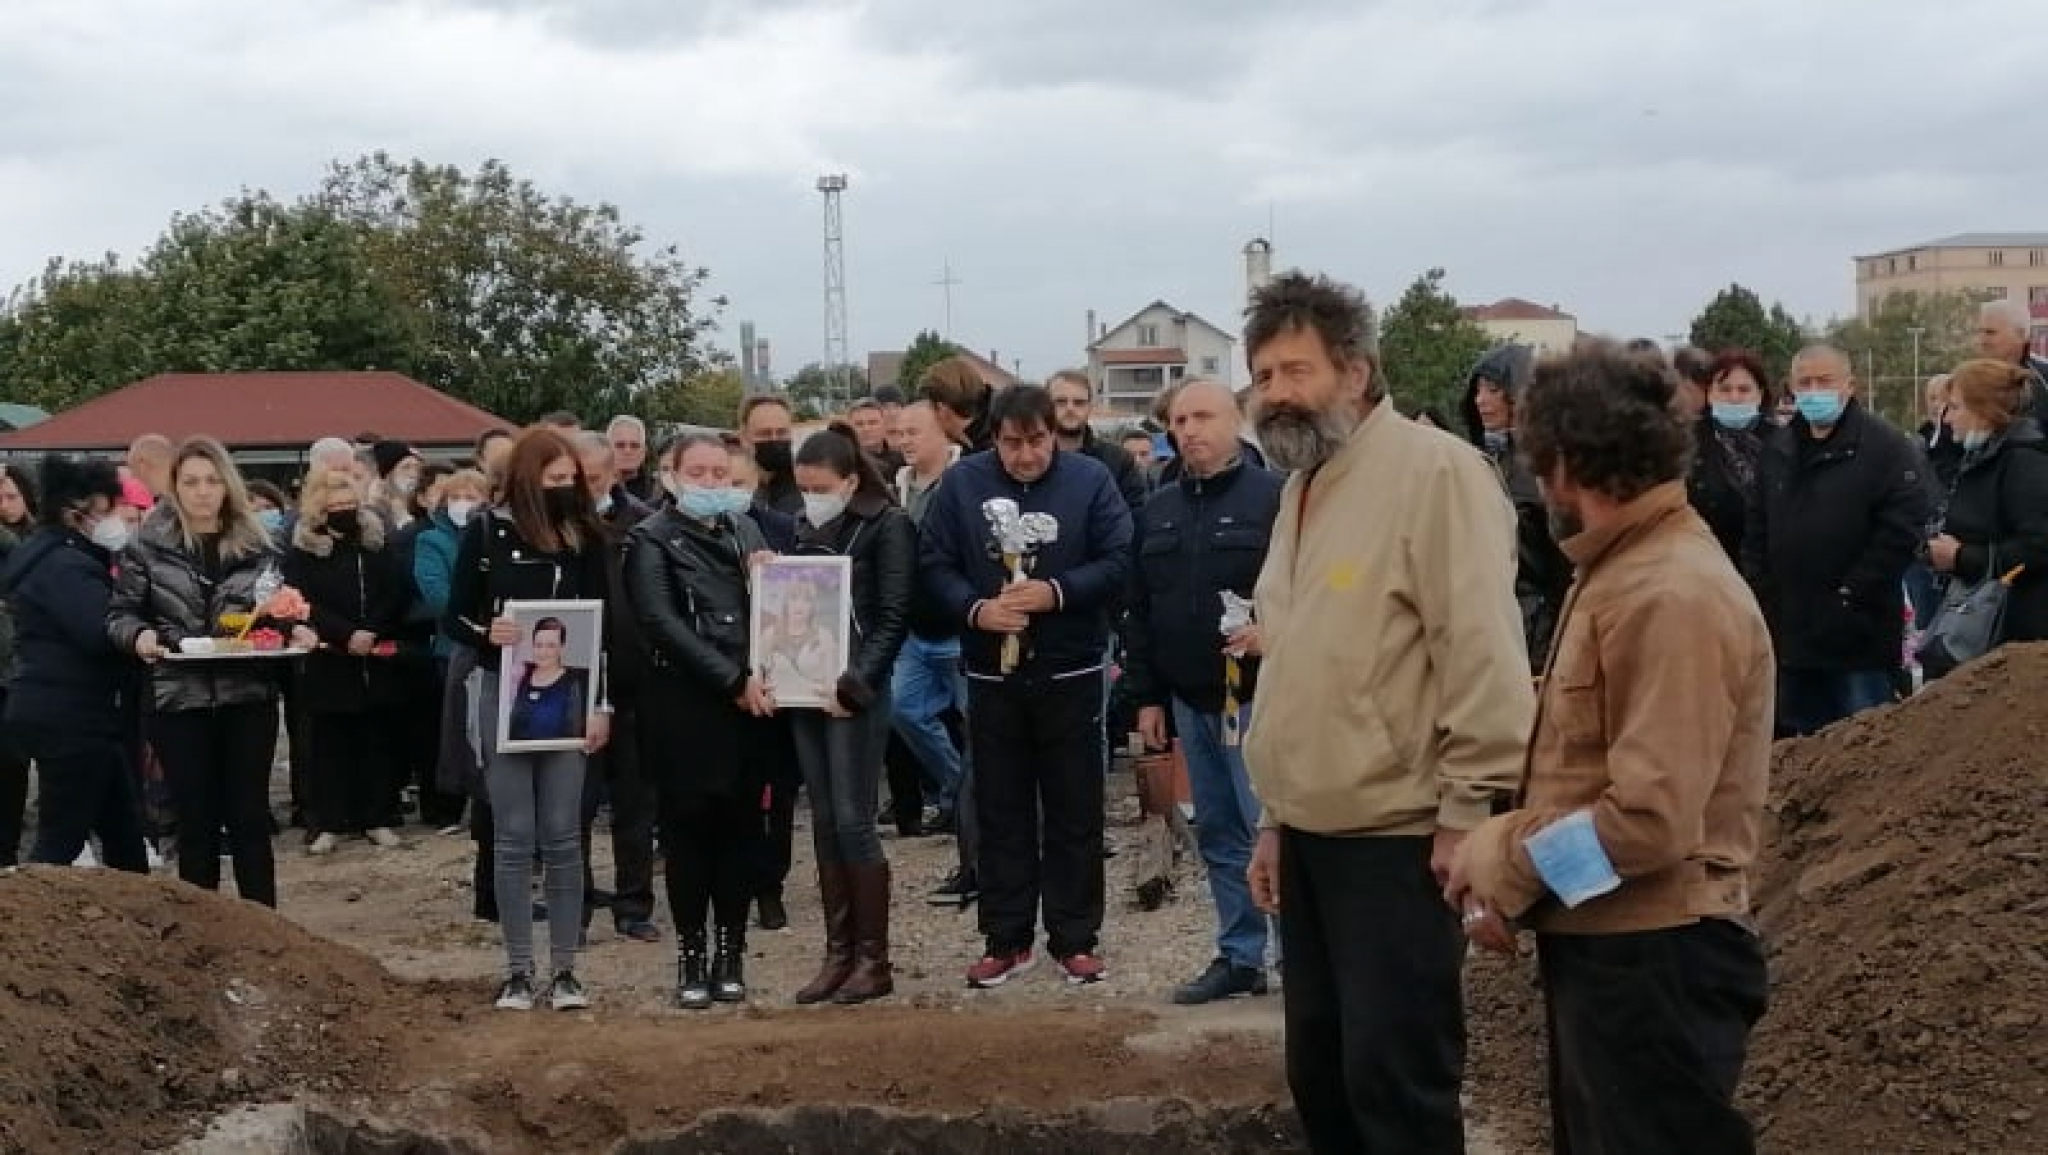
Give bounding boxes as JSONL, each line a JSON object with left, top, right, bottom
{"left": 0, "top": 372, "right": 512, "bottom": 452}
{"left": 1100, "top": 347, "right": 1188, "bottom": 366}
{"left": 1462, "top": 298, "right": 1575, "bottom": 323}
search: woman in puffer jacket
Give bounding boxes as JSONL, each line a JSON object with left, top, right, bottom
{"left": 108, "top": 437, "right": 306, "bottom": 906}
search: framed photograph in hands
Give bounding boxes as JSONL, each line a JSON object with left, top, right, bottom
{"left": 749, "top": 556, "right": 852, "bottom": 709}
{"left": 496, "top": 599, "right": 603, "bottom": 753}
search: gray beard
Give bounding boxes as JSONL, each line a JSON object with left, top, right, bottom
{"left": 1255, "top": 402, "right": 1360, "bottom": 472}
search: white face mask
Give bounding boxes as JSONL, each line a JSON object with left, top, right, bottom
{"left": 802, "top": 490, "right": 850, "bottom": 527}
{"left": 88, "top": 515, "right": 132, "bottom": 553}
{"left": 445, "top": 500, "right": 478, "bottom": 527}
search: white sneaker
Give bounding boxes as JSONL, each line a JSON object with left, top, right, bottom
{"left": 308, "top": 833, "right": 339, "bottom": 856}
{"left": 145, "top": 843, "right": 166, "bottom": 871}
{"left": 366, "top": 827, "right": 402, "bottom": 849}
{"left": 72, "top": 845, "right": 101, "bottom": 868}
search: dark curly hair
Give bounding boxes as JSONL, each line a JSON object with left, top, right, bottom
{"left": 1243, "top": 272, "right": 1386, "bottom": 401}
{"left": 1517, "top": 340, "right": 1693, "bottom": 502}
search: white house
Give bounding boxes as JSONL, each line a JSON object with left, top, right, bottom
{"left": 1085, "top": 300, "right": 1236, "bottom": 417}
{"left": 1461, "top": 298, "right": 1579, "bottom": 357}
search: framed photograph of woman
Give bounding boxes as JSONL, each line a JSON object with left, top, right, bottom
{"left": 496, "top": 599, "right": 603, "bottom": 753}
{"left": 750, "top": 556, "right": 852, "bottom": 709}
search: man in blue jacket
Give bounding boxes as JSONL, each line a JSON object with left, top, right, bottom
{"left": 922, "top": 384, "right": 1133, "bottom": 988}
{"left": 1120, "top": 379, "right": 1282, "bottom": 1005}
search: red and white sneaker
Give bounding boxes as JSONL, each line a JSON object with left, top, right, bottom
{"left": 1057, "top": 952, "right": 1108, "bottom": 985}
{"left": 966, "top": 949, "right": 1035, "bottom": 988}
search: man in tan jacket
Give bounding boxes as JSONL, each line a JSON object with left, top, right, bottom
{"left": 1242, "top": 272, "right": 1534, "bottom": 1153}
{"left": 1448, "top": 340, "right": 1773, "bottom": 1153}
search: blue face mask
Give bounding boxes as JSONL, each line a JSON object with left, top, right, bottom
{"left": 257, "top": 509, "right": 285, "bottom": 535}
{"left": 677, "top": 485, "right": 751, "bottom": 520}
{"left": 1794, "top": 390, "right": 1846, "bottom": 427}
{"left": 1710, "top": 402, "right": 1760, "bottom": 431}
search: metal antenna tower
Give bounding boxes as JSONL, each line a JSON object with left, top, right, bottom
{"left": 817, "top": 174, "right": 850, "bottom": 403}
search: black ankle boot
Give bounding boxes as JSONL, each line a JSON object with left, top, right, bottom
{"left": 676, "top": 932, "right": 711, "bottom": 1011}
{"left": 712, "top": 924, "right": 747, "bottom": 1003}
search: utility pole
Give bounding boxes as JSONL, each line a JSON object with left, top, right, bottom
{"left": 818, "top": 174, "right": 850, "bottom": 405}
{"left": 934, "top": 260, "right": 962, "bottom": 340}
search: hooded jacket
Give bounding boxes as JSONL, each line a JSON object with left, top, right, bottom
{"left": 2, "top": 527, "right": 127, "bottom": 736}
{"left": 107, "top": 505, "right": 284, "bottom": 714}
{"left": 1463, "top": 345, "right": 1573, "bottom": 671}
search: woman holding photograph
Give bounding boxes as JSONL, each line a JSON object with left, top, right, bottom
{"left": 284, "top": 469, "right": 411, "bottom": 855}
{"left": 107, "top": 437, "right": 302, "bottom": 906}
{"left": 442, "top": 428, "right": 612, "bottom": 1013}
{"left": 627, "top": 431, "right": 776, "bottom": 1009}
{"left": 787, "top": 424, "right": 916, "bottom": 1005}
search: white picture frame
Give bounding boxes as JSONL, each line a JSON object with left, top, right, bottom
{"left": 750, "top": 555, "right": 853, "bottom": 709}
{"left": 496, "top": 599, "right": 604, "bottom": 753}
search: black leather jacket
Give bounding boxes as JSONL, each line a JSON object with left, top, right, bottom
{"left": 108, "top": 505, "right": 284, "bottom": 714}
{"left": 625, "top": 508, "right": 770, "bottom": 699}
{"left": 792, "top": 491, "right": 917, "bottom": 713}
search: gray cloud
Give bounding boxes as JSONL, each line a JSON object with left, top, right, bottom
{"left": 1, "top": 0, "right": 2042, "bottom": 393}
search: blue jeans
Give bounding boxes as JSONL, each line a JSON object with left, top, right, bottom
{"left": 891, "top": 636, "right": 965, "bottom": 811}
{"left": 480, "top": 671, "right": 586, "bottom": 979}
{"left": 1776, "top": 667, "right": 1894, "bottom": 738}
{"left": 1172, "top": 697, "right": 1269, "bottom": 970}
{"left": 1903, "top": 564, "right": 1943, "bottom": 634}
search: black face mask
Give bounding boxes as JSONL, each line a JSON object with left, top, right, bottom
{"left": 753, "top": 440, "right": 793, "bottom": 476}
{"left": 326, "top": 509, "right": 361, "bottom": 537}
{"left": 542, "top": 485, "right": 581, "bottom": 522}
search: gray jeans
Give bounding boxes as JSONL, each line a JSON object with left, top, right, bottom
{"left": 791, "top": 689, "right": 892, "bottom": 866}
{"left": 479, "top": 670, "right": 587, "bottom": 979}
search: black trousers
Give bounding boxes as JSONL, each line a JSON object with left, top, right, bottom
{"left": 307, "top": 710, "right": 392, "bottom": 835}
{"left": 0, "top": 704, "right": 27, "bottom": 868}
{"left": 15, "top": 723, "right": 149, "bottom": 873}
{"left": 1279, "top": 829, "right": 1466, "bottom": 1154}
{"left": 1539, "top": 920, "right": 1769, "bottom": 1155}
{"left": 970, "top": 673, "right": 1105, "bottom": 957}
{"left": 582, "top": 705, "right": 656, "bottom": 923}
{"left": 399, "top": 658, "right": 464, "bottom": 826}
{"left": 884, "top": 731, "right": 926, "bottom": 833}
{"left": 151, "top": 702, "right": 279, "bottom": 906}
{"left": 759, "top": 728, "right": 798, "bottom": 899}
{"left": 664, "top": 790, "right": 766, "bottom": 938}
{"left": 470, "top": 795, "right": 498, "bottom": 920}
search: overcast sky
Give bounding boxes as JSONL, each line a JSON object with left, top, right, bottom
{"left": 2, "top": 0, "right": 2040, "bottom": 387}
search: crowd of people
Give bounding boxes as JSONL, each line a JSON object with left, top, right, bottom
{"left": 4, "top": 270, "right": 2044, "bottom": 1152}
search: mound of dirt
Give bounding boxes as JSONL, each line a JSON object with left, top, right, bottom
{"left": 0, "top": 867, "right": 428, "bottom": 1155}
{"left": 1464, "top": 644, "right": 2048, "bottom": 1154}
{"left": 1745, "top": 644, "right": 2048, "bottom": 1153}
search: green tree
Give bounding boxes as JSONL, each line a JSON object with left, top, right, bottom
{"left": 0, "top": 198, "right": 418, "bottom": 411}
{"left": 1824, "top": 289, "right": 1988, "bottom": 428}
{"left": 1378, "top": 268, "right": 1493, "bottom": 415}
{"left": 896, "top": 330, "right": 959, "bottom": 391}
{"left": 785, "top": 361, "right": 869, "bottom": 417}
{"left": 1687, "top": 283, "right": 1809, "bottom": 381}
{"left": 641, "top": 367, "right": 745, "bottom": 429}
{"left": 318, "top": 153, "right": 725, "bottom": 424}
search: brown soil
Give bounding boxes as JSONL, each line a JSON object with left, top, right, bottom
{"left": 1462, "top": 643, "right": 2048, "bottom": 1154}
{"left": 0, "top": 866, "right": 425, "bottom": 1155}
{"left": 1746, "top": 645, "right": 2048, "bottom": 1153}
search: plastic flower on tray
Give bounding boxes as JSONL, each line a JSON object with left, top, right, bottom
{"left": 261, "top": 585, "right": 311, "bottom": 622}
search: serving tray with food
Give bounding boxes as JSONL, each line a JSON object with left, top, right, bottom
{"left": 162, "top": 577, "right": 316, "bottom": 662}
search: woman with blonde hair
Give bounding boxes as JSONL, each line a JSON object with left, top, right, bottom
{"left": 1920, "top": 358, "right": 2048, "bottom": 675}
{"left": 108, "top": 437, "right": 307, "bottom": 905}
{"left": 284, "top": 469, "right": 412, "bottom": 853}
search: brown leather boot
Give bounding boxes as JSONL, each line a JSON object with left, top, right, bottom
{"left": 833, "top": 861, "right": 895, "bottom": 1004}
{"left": 793, "top": 862, "right": 854, "bottom": 1005}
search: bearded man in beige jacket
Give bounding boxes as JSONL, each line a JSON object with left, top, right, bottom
{"left": 1241, "top": 272, "right": 1534, "bottom": 1154}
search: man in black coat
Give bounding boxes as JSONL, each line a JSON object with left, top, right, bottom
{"left": 575, "top": 433, "right": 661, "bottom": 941}
{"left": 1742, "top": 345, "right": 1931, "bottom": 736}
{"left": 1461, "top": 344, "right": 1572, "bottom": 672}
{"left": 1049, "top": 370, "right": 1148, "bottom": 514}
{"left": 1120, "top": 380, "right": 1282, "bottom": 1004}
